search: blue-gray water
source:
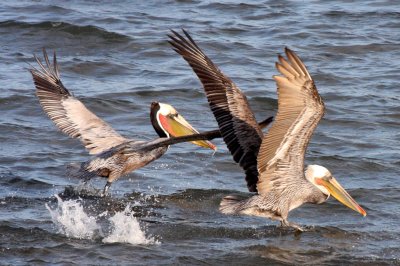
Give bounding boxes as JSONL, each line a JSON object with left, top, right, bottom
{"left": 1, "top": 1, "right": 399, "bottom": 265}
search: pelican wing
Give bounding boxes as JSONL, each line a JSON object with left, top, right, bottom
{"left": 30, "top": 50, "right": 127, "bottom": 155}
{"left": 169, "top": 30, "right": 263, "bottom": 192}
{"left": 257, "top": 48, "right": 325, "bottom": 195}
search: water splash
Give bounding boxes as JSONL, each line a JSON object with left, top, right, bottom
{"left": 45, "top": 195, "right": 100, "bottom": 239}
{"left": 46, "top": 195, "right": 159, "bottom": 245}
{"left": 103, "top": 206, "right": 159, "bottom": 245}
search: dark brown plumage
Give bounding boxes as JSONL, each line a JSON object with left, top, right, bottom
{"left": 169, "top": 29, "right": 264, "bottom": 192}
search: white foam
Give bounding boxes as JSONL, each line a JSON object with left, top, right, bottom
{"left": 46, "top": 195, "right": 159, "bottom": 245}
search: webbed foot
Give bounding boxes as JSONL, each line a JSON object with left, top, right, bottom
{"left": 280, "top": 220, "right": 305, "bottom": 232}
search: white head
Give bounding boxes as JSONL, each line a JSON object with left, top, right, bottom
{"left": 158, "top": 102, "right": 178, "bottom": 117}
{"left": 305, "top": 164, "right": 366, "bottom": 216}
{"left": 149, "top": 102, "right": 216, "bottom": 150}
{"left": 305, "top": 165, "right": 332, "bottom": 196}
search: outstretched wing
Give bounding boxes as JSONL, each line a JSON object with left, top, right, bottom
{"left": 257, "top": 48, "right": 325, "bottom": 194}
{"left": 169, "top": 29, "right": 263, "bottom": 192}
{"left": 30, "top": 49, "right": 127, "bottom": 155}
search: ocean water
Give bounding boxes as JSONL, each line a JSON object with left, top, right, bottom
{"left": 0, "top": 0, "right": 399, "bottom": 265}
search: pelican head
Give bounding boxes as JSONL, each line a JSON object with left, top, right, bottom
{"left": 150, "top": 102, "right": 216, "bottom": 150}
{"left": 305, "top": 165, "right": 366, "bottom": 216}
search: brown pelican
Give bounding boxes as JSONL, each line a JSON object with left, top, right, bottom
{"left": 169, "top": 30, "right": 366, "bottom": 230}
{"left": 29, "top": 50, "right": 220, "bottom": 196}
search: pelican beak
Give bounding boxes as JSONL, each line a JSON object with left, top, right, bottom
{"left": 316, "top": 177, "right": 366, "bottom": 217}
{"left": 160, "top": 113, "right": 217, "bottom": 151}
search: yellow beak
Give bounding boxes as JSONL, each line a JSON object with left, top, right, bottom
{"left": 160, "top": 113, "right": 217, "bottom": 151}
{"left": 316, "top": 177, "right": 366, "bottom": 217}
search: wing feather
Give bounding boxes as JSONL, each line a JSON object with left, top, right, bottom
{"left": 30, "top": 49, "right": 127, "bottom": 155}
{"left": 257, "top": 48, "right": 325, "bottom": 195}
{"left": 168, "top": 29, "right": 263, "bottom": 192}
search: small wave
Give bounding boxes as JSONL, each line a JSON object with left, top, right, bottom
{"left": 46, "top": 194, "right": 159, "bottom": 245}
{"left": 323, "top": 10, "right": 400, "bottom": 19}
{"left": 198, "top": 2, "right": 260, "bottom": 12}
{"left": 325, "top": 43, "right": 399, "bottom": 55}
{"left": 0, "top": 20, "right": 130, "bottom": 42}
{"left": 96, "top": 87, "right": 206, "bottom": 102}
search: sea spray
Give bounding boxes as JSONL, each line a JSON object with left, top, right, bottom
{"left": 45, "top": 195, "right": 100, "bottom": 239}
{"left": 103, "top": 205, "right": 159, "bottom": 245}
{"left": 46, "top": 195, "right": 159, "bottom": 245}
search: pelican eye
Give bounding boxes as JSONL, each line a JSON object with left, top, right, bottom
{"left": 322, "top": 174, "right": 332, "bottom": 181}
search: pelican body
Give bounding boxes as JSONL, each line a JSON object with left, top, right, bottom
{"left": 30, "top": 50, "right": 218, "bottom": 195}
{"left": 67, "top": 102, "right": 216, "bottom": 195}
{"left": 169, "top": 30, "right": 366, "bottom": 230}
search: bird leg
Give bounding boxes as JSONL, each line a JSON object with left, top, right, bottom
{"left": 280, "top": 219, "right": 305, "bottom": 232}
{"left": 101, "top": 181, "right": 112, "bottom": 197}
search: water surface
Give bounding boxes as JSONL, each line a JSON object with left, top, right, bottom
{"left": 0, "top": 0, "right": 399, "bottom": 265}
